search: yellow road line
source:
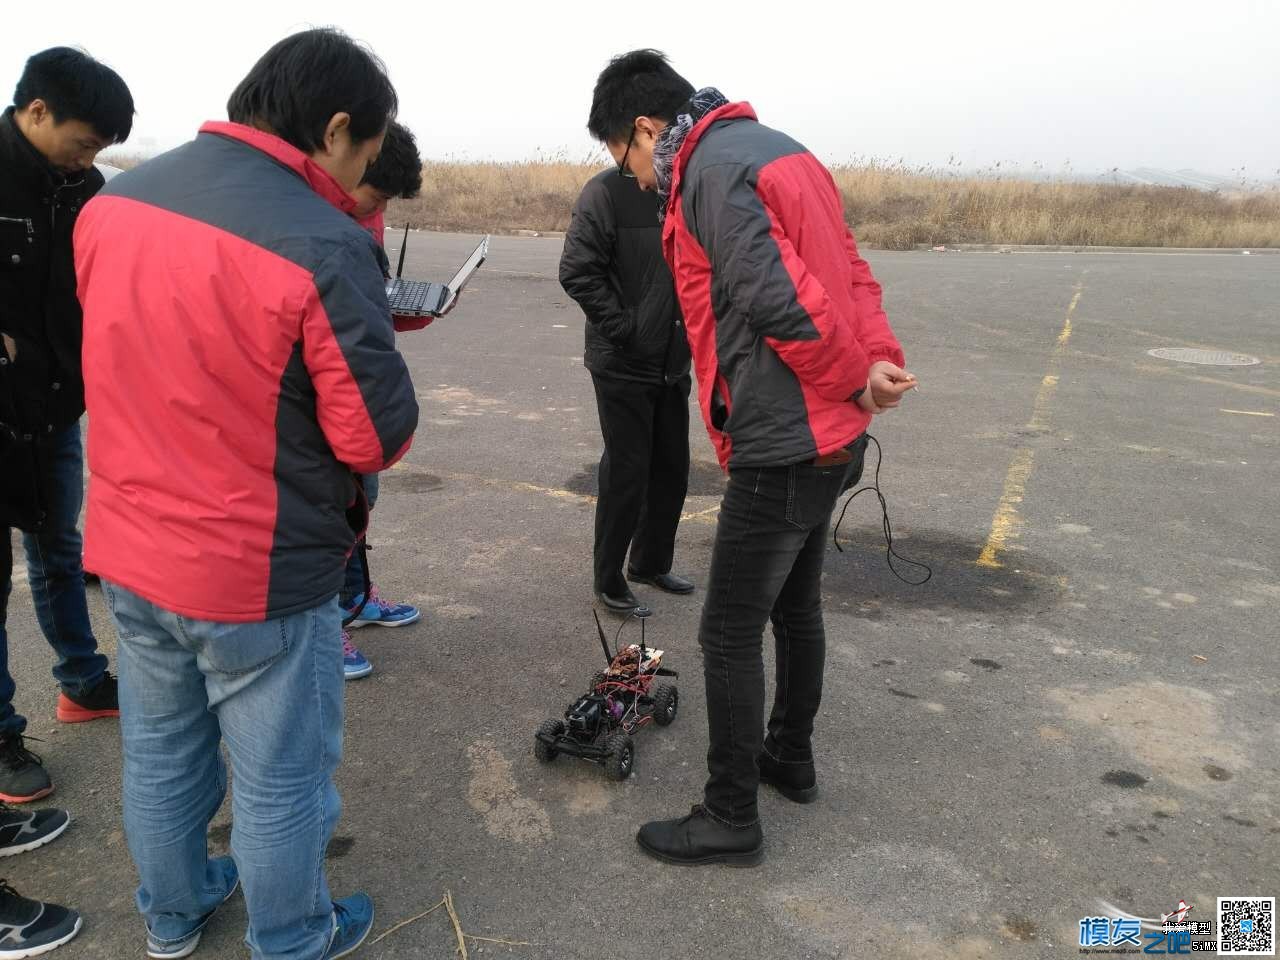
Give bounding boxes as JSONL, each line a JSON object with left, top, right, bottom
{"left": 1056, "top": 289, "right": 1082, "bottom": 348}
{"left": 1026, "top": 374, "right": 1061, "bottom": 432}
{"left": 978, "top": 282, "right": 1081, "bottom": 568}
{"left": 1025, "top": 285, "right": 1082, "bottom": 431}
{"left": 976, "top": 448, "right": 1036, "bottom": 569}
{"left": 1220, "top": 408, "right": 1275, "bottom": 417}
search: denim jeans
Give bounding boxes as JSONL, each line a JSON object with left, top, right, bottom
{"left": 340, "top": 472, "right": 379, "bottom": 605}
{"left": 0, "top": 424, "right": 107, "bottom": 733}
{"left": 105, "top": 582, "right": 344, "bottom": 960}
{"left": 699, "top": 457, "right": 853, "bottom": 827}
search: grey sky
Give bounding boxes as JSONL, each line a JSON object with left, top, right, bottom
{"left": 7, "top": 0, "right": 1278, "bottom": 176}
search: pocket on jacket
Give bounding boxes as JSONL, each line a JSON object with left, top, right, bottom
{"left": 0, "top": 216, "right": 33, "bottom": 273}
{"left": 710, "top": 374, "right": 731, "bottom": 432}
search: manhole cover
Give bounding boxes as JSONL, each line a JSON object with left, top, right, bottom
{"left": 1147, "top": 347, "right": 1260, "bottom": 366}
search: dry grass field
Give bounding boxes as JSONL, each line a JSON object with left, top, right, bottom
{"left": 103, "top": 152, "right": 1280, "bottom": 249}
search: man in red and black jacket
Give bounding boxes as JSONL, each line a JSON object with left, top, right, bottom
{"left": 75, "top": 29, "right": 414, "bottom": 956}
{"left": 587, "top": 50, "right": 918, "bottom": 866}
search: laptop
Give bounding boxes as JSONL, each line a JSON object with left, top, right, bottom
{"left": 384, "top": 226, "right": 490, "bottom": 317}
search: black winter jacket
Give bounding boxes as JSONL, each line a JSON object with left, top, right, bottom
{"left": 1, "top": 107, "right": 103, "bottom": 529}
{"left": 559, "top": 169, "right": 689, "bottom": 385}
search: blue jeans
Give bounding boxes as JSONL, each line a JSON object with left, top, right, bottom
{"left": 0, "top": 424, "right": 108, "bottom": 734}
{"left": 340, "top": 472, "right": 379, "bottom": 604}
{"left": 105, "top": 583, "right": 344, "bottom": 960}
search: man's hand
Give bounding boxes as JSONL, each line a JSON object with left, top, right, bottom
{"left": 438, "top": 289, "right": 463, "bottom": 317}
{"left": 1, "top": 334, "right": 15, "bottom": 362}
{"left": 856, "top": 360, "right": 918, "bottom": 414}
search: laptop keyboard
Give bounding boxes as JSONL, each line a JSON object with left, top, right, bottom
{"left": 385, "top": 280, "right": 436, "bottom": 315}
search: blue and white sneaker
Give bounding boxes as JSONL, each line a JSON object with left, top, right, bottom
{"left": 342, "top": 587, "right": 421, "bottom": 630}
{"left": 145, "top": 856, "right": 239, "bottom": 958}
{"left": 322, "top": 893, "right": 374, "bottom": 959}
{"left": 342, "top": 632, "right": 373, "bottom": 681}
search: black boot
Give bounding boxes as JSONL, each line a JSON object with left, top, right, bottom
{"left": 636, "top": 805, "right": 763, "bottom": 867}
{"left": 596, "top": 588, "right": 652, "bottom": 617}
{"left": 759, "top": 749, "right": 818, "bottom": 804}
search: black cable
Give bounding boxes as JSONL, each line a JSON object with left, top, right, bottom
{"left": 832, "top": 434, "right": 932, "bottom": 586}
{"left": 613, "top": 611, "right": 642, "bottom": 656}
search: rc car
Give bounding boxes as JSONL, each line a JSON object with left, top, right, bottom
{"left": 534, "top": 611, "right": 678, "bottom": 780}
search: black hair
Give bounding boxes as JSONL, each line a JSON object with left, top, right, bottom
{"left": 226, "top": 28, "right": 397, "bottom": 153}
{"left": 12, "top": 47, "right": 134, "bottom": 143}
{"left": 587, "top": 49, "right": 694, "bottom": 144}
{"left": 360, "top": 121, "right": 421, "bottom": 198}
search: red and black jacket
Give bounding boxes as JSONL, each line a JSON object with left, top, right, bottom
{"left": 75, "top": 122, "right": 419, "bottom": 622}
{"left": 662, "top": 103, "right": 904, "bottom": 469}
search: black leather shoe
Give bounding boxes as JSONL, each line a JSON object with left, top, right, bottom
{"left": 596, "top": 589, "right": 652, "bottom": 617}
{"left": 636, "top": 804, "right": 763, "bottom": 867}
{"left": 758, "top": 750, "right": 818, "bottom": 804}
{"left": 626, "top": 570, "right": 695, "bottom": 595}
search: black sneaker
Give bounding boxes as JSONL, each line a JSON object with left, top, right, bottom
{"left": 56, "top": 672, "right": 119, "bottom": 724}
{"left": 0, "top": 806, "right": 69, "bottom": 858}
{"left": 0, "top": 880, "right": 82, "bottom": 957}
{"left": 0, "top": 737, "right": 52, "bottom": 805}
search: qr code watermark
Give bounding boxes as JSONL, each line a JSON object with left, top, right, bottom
{"left": 1220, "top": 898, "right": 1275, "bottom": 955}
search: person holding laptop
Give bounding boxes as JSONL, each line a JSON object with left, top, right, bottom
{"left": 339, "top": 121, "right": 428, "bottom": 681}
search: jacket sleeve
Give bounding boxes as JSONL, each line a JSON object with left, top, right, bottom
{"left": 559, "top": 178, "right": 629, "bottom": 343}
{"left": 687, "top": 162, "right": 873, "bottom": 402}
{"left": 843, "top": 229, "right": 904, "bottom": 368}
{"left": 301, "top": 235, "right": 419, "bottom": 474}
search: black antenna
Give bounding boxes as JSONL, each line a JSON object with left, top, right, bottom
{"left": 395, "top": 224, "right": 409, "bottom": 280}
{"left": 592, "top": 609, "right": 612, "bottom": 666}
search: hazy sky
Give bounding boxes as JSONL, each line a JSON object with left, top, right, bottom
{"left": 5, "top": 0, "right": 1278, "bottom": 176}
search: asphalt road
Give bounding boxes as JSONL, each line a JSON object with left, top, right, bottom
{"left": 5, "top": 234, "right": 1277, "bottom": 959}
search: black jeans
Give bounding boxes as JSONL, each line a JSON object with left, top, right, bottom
{"left": 699, "top": 457, "right": 852, "bottom": 827}
{"left": 591, "top": 374, "right": 691, "bottom": 596}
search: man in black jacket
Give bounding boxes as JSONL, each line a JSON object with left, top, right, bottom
{"left": 0, "top": 48, "right": 133, "bottom": 798}
{"left": 560, "top": 168, "right": 695, "bottom": 616}
{"left": 0, "top": 46, "right": 133, "bottom": 958}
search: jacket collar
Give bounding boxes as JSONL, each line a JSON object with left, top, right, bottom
{"left": 665, "top": 101, "right": 758, "bottom": 215}
{"left": 1, "top": 106, "right": 69, "bottom": 196}
{"left": 198, "top": 121, "right": 357, "bottom": 215}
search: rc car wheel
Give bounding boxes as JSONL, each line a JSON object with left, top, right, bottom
{"left": 604, "top": 731, "right": 634, "bottom": 781}
{"left": 652, "top": 684, "right": 678, "bottom": 726}
{"left": 535, "top": 719, "right": 565, "bottom": 763}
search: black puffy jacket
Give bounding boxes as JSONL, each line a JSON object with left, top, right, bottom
{"left": 559, "top": 169, "right": 690, "bottom": 385}
{"left": 1, "top": 107, "right": 104, "bottom": 529}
